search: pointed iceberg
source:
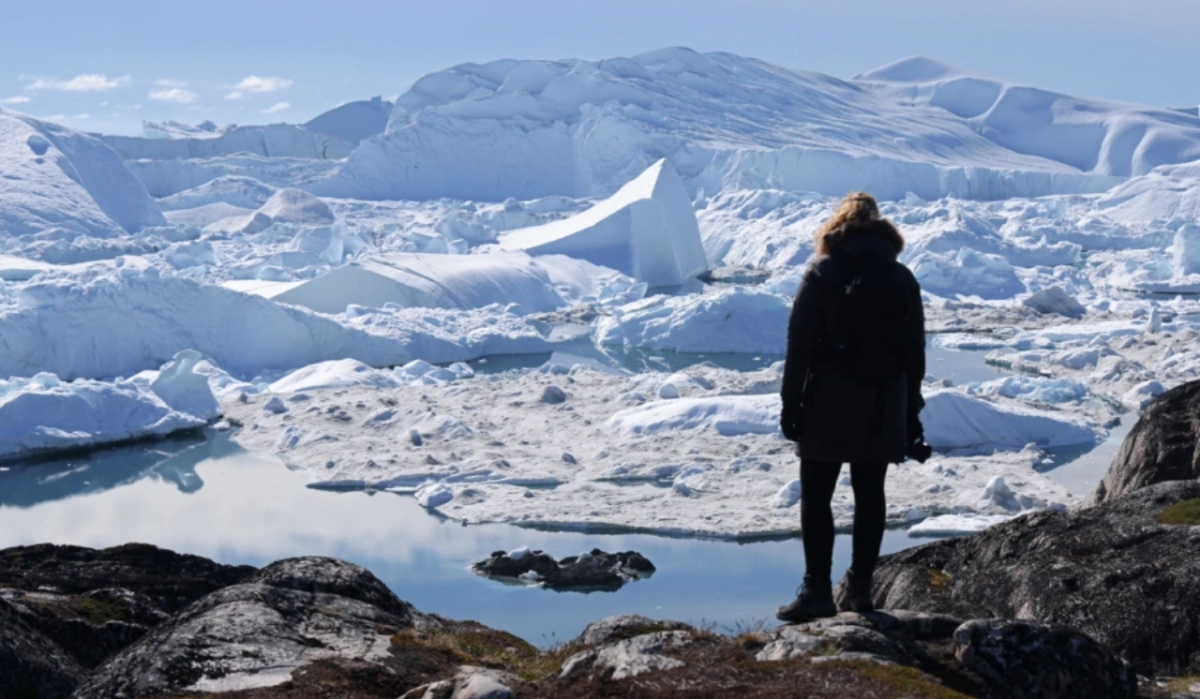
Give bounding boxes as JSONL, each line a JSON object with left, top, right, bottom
{"left": 500, "top": 159, "right": 708, "bottom": 288}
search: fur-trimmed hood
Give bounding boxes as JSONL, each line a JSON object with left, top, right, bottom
{"left": 816, "top": 218, "right": 904, "bottom": 257}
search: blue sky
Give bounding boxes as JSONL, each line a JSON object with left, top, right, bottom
{"left": 3, "top": 0, "right": 1197, "bottom": 135}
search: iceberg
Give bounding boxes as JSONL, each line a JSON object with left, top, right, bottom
{"left": 269, "top": 251, "right": 567, "bottom": 314}
{"left": 501, "top": 159, "right": 708, "bottom": 287}
{"left": 0, "top": 108, "right": 166, "bottom": 237}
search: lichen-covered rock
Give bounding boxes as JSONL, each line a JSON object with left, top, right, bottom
{"left": 560, "top": 630, "right": 692, "bottom": 680}
{"left": 74, "top": 557, "right": 418, "bottom": 698}
{"left": 873, "top": 480, "right": 1200, "bottom": 676}
{"left": 953, "top": 619, "right": 1137, "bottom": 699}
{"left": 575, "top": 614, "right": 693, "bottom": 647}
{"left": 756, "top": 611, "right": 939, "bottom": 666}
{"left": 1089, "top": 379, "right": 1200, "bottom": 506}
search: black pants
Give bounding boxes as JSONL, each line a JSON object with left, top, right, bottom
{"left": 800, "top": 460, "right": 888, "bottom": 583}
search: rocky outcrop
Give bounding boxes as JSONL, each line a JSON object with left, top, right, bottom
{"left": 0, "top": 543, "right": 1153, "bottom": 699}
{"left": 953, "top": 620, "right": 1136, "bottom": 699}
{"left": 1089, "top": 379, "right": 1200, "bottom": 506}
{"left": 0, "top": 597, "right": 84, "bottom": 699}
{"left": 471, "top": 548, "right": 655, "bottom": 591}
{"left": 75, "top": 557, "right": 423, "bottom": 698}
{"left": 0, "top": 542, "right": 255, "bottom": 610}
{"left": 873, "top": 480, "right": 1200, "bottom": 676}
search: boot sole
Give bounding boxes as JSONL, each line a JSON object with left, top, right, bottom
{"left": 775, "top": 602, "right": 838, "bottom": 624}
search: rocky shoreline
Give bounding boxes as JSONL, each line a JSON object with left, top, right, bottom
{"left": 0, "top": 540, "right": 1157, "bottom": 699}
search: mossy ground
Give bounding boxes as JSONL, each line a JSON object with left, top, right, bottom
{"left": 1157, "top": 499, "right": 1200, "bottom": 525}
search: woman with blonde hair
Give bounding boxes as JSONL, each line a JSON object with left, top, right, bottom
{"left": 776, "top": 192, "right": 929, "bottom": 623}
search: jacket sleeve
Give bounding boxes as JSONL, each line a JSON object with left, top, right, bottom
{"left": 780, "top": 264, "right": 824, "bottom": 409}
{"left": 905, "top": 271, "right": 926, "bottom": 415}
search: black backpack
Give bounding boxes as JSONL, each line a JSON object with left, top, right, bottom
{"left": 816, "top": 250, "right": 912, "bottom": 432}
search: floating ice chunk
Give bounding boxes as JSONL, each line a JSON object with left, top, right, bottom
{"left": 908, "top": 513, "right": 1014, "bottom": 537}
{"left": 263, "top": 396, "right": 287, "bottom": 414}
{"left": 1022, "top": 287, "right": 1086, "bottom": 319}
{"left": 0, "top": 376, "right": 205, "bottom": 458}
{"left": 416, "top": 482, "right": 453, "bottom": 508}
{"left": 979, "top": 476, "right": 1024, "bottom": 511}
{"left": 519, "top": 570, "right": 541, "bottom": 582}
{"left": 922, "top": 390, "right": 1096, "bottom": 450}
{"left": 658, "top": 382, "right": 680, "bottom": 399}
{"left": 910, "top": 248, "right": 1024, "bottom": 300}
{"left": 1147, "top": 304, "right": 1162, "bottom": 333}
{"left": 965, "top": 376, "right": 1088, "bottom": 404}
{"left": 399, "top": 359, "right": 436, "bottom": 377}
{"left": 772, "top": 479, "right": 801, "bottom": 508}
{"left": 596, "top": 288, "right": 789, "bottom": 354}
{"left": 1123, "top": 380, "right": 1165, "bottom": 410}
{"left": 271, "top": 359, "right": 401, "bottom": 394}
{"left": 448, "top": 362, "right": 475, "bottom": 379}
{"left": 608, "top": 394, "right": 780, "bottom": 437}
{"left": 150, "top": 350, "right": 221, "bottom": 421}
{"left": 269, "top": 252, "right": 566, "bottom": 315}
{"left": 508, "top": 546, "right": 531, "bottom": 561}
{"left": 1174, "top": 223, "right": 1200, "bottom": 276}
{"left": 500, "top": 160, "right": 708, "bottom": 287}
{"left": 905, "top": 507, "right": 929, "bottom": 522}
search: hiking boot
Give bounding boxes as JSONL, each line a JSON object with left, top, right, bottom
{"left": 776, "top": 576, "right": 837, "bottom": 623}
{"left": 835, "top": 569, "right": 875, "bottom": 613}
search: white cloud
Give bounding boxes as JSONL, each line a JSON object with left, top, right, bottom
{"left": 149, "top": 88, "right": 199, "bottom": 104}
{"left": 226, "top": 75, "right": 292, "bottom": 99}
{"left": 26, "top": 74, "right": 131, "bottom": 92}
{"left": 154, "top": 78, "right": 187, "bottom": 88}
{"left": 1, "top": 96, "right": 31, "bottom": 105}
{"left": 262, "top": 101, "right": 291, "bottom": 114}
{"left": 72, "top": 113, "right": 92, "bottom": 119}
{"left": 44, "top": 114, "right": 66, "bottom": 121}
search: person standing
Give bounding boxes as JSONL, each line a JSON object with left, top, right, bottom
{"left": 776, "top": 192, "right": 929, "bottom": 623}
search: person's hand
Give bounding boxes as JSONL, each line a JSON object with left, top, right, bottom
{"left": 907, "top": 410, "right": 924, "bottom": 443}
{"left": 906, "top": 439, "right": 932, "bottom": 464}
{"left": 780, "top": 404, "right": 802, "bottom": 442}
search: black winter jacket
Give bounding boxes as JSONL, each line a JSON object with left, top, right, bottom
{"left": 780, "top": 222, "right": 925, "bottom": 464}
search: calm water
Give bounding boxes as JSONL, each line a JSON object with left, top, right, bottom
{"left": 0, "top": 433, "right": 915, "bottom": 645}
{"left": 0, "top": 344, "right": 1121, "bottom": 645}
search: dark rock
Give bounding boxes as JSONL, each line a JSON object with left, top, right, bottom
{"left": 1089, "top": 379, "right": 1200, "bottom": 506}
{"left": 75, "top": 557, "right": 420, "bottom": 699}
{"left": 472, "top": 549, "right": 655, "bottom": 591}
{"left": 873, "top": 480, "right": 1200, "bottom": 676}
{"left": 953, "top": 619, "right": 1136, "bottom": 699}
{"left": 0, "top": 542, "right": 255, "bottom": 612}
{"left": 0, "top": 596, "right": 85, "bottom": 699}
{"left": 251, "top": 556, "right": 415, "bottom": 621}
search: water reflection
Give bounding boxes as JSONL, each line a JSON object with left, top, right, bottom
{"left": 0, "top": 434, "right": 914, "bottom": 645}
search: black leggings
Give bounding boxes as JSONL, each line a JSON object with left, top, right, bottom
{"left": 800, "top": 460, "right": 888, "bottom": 582}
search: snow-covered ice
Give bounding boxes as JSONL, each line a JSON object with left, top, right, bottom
{"left": 3, "top": 48, "right": 1200, "bottom": 536}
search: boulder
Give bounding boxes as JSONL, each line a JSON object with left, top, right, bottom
{"left": 75, "top": 557, "right": 420, "bottom": 698}
{"left": 953, "top": 619, "right": 1136, "bottom": 699}
{"left": 0, "top": 596, "right": 85, "bottom": 699}
{"left": 1089, "top": 379, "right": 1200, "bottom": 506}
{"left": 872, "top": 480, "right": 1200, "bottom": 676}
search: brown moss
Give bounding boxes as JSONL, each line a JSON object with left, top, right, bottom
{"left": 831, "top": 659, "right": 975, "bottom": 699}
